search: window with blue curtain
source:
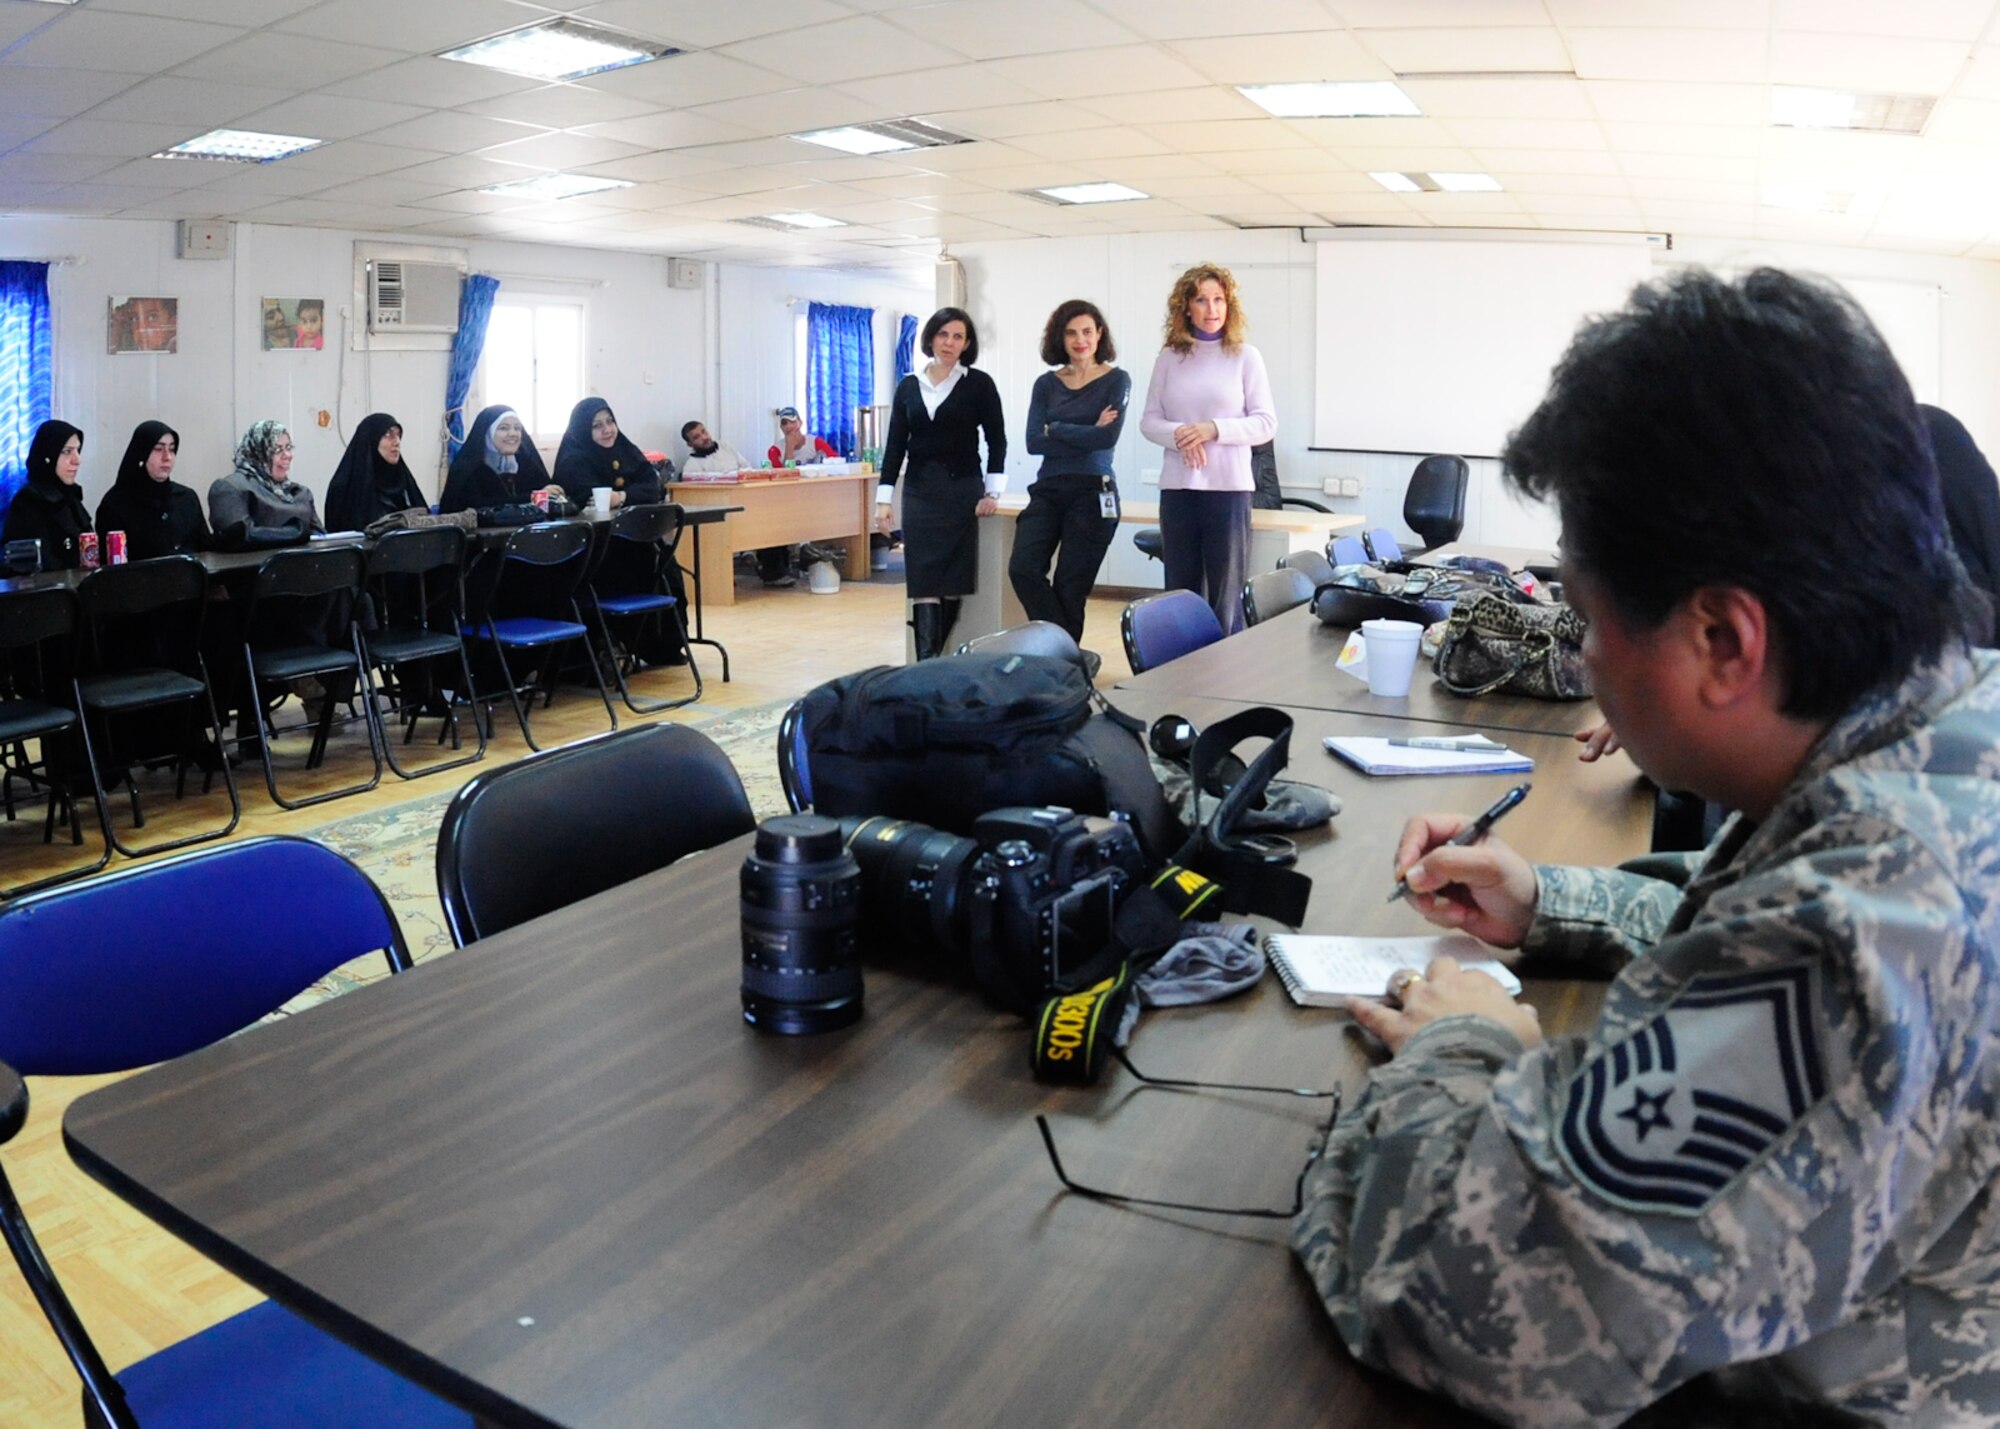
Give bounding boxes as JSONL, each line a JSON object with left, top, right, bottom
{"left": 895, "top": 314, "right": 917, "bottom": 383}
{"left": 806, "top": 302, "right": 873, "bottom": 459}
{"left": 0, "top": 262, "right": 54, "bottom": 524}
{"left": 442, "top": 273, "right": 500, "bottom": 478}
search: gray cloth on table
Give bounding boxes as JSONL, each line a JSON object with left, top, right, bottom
{"left": 1114, "top": 921, "right": 1265, "bottom": 1046}
{"left": 1156, "top": 765, "right": 1341, "bottom": 832}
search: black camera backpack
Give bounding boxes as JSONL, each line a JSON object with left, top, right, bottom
{"left": 794, "top": 652, "right": 1181, "bottom": 862}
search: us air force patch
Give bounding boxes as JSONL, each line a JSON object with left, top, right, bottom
{"left": 1558, "top": 963, "right": 1827, "bottom": 1216}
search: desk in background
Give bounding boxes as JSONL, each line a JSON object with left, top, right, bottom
{"left": 65, "top": 695, "right": 1647, "bottom": 1428}
{"left": 668, "top": 472, "right": 875, "bottom": 607}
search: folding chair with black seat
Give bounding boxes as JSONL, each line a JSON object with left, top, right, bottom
{"left": 71, "top": 554, "right": 239, "bottom": 860}
{"left": 0, "top": 836, "right": 470, "bottom": 1429}
{"left": 459, "top": 521, "right": 617, "bottom": 753}
{"left": 360, "top": 525, "right": 484, "bottom": 780}
{"left": 1120, "top": 588, "right": 1225, "bottom": 675}
{"left": 436, "top": 723, "right": 754, "bottom": 945}
{"left": 1328, "top": 534, "right": 1370, "bottom": 566}
{"left": 583, "top": 502, "right": 702, "bottom": 714}
{"left": 1241, "top": 566, "right": 1316, "bottom": 627}
{"left": 0, "top": 584, "right": 108, "bottom": 896}
{"left": 239, "top": 545, "right": 382, "bottom": 810}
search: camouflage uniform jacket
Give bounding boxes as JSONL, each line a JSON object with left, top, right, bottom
{"left": 1294, "top": 648, "right": 2000, "bottom": 1427}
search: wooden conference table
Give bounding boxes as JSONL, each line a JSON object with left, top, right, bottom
{"left": 63, "top": 677, "right": 1648, "bottom": 1425}
{"left": 668, "top": 470, "right": 876, "bottom": 606}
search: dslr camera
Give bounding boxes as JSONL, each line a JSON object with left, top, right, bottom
{"left": 837, "top": 806, "right": 1147, "bottom": 1015}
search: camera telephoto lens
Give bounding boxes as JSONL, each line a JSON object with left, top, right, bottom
{"left": 837, "top": 815, "right": 983, "bottom": 967}
{"left": 740, "top": 814, "right": 863, "bottom": 1035}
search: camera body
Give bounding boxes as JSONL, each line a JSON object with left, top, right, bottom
{"left": 837, "top": 805, "right": 1147, "bottom": 1014}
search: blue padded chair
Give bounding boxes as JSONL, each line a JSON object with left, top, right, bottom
{"left": 460, "top": 521, "right": 617, "bottom": 752}
{"left": 0, "top": 837, "right": 470, "bottom": 1429}
{"left": 1363, "top": 527, "right": 1404, "bottom": 563}
{"left": 777, "top": 698, "right": 812, "bottom": 812}
{"left": 1328, "top": 534, "right": 1370, "bottom": 567}
{"left": 436, "top": 723, "right": 754, "bottom": 946}
{"left": 1120, "top": 589, "right": 1225, "bottom": 675}
{"left": 583, "top": 503, "right": 702, "bottom": 715}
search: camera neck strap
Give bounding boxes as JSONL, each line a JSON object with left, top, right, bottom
{"left": 1170, "top": 707, "right": 1314, "bottom": 928}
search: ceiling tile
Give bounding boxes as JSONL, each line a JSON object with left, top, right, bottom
{"left": 1329, "top": 144, "right": 1484, "bottom": 170}
{"left": 236, "top": 94, "right": 435, "bottom": 142}
{"left": 1437, "top": 117, "right": 1610, "bottom": 149}
{"left": 386, "top": 153, "right": 554, "bottom": 189}
{"left": 86, "top": 0, "right": 321, "bottom": 21}
{"left": 570, "top": 0, "right": 850, "bottom": 48}
{"left": 578, "top": 110, "right": 760, "bottom": 151}
{"left": 1469, "top": 145, "right": 1623, "bottom": 173}
{"left": 1618, "top": 151, "right": 1759, "bottom": 180}
{"left": 0, "top": 6, "right": 64, "bottom": 50}
{"left": 321, "top": 55, "right": 542, "bottom": 107}
{"left": 909, "top": 102, "right": 1090, "bottom": 140}
{"left": 280, "top": 140, "right": 452, "bottom": 175}
{"left": 477, "top": 130, "right": 654, "bottom": 169}
{"left": 714, "top": 15, "right": 964, "bottom": 82}
{"left": 0, "top": 67, "right": 145, "bottom": 120}
{"left": 1401, "top": 77, "right": 1597, "bottom": 119}
{"left": 887, "top": 0, "right": 1138, "bottom": 58}
{"left": 692, "top": 87, "right": 889, "bottom": 137}
{"left": 1089, "top": 0, "right": 1336, "bottom": 40}
{"left": 454, "top": 83, "right": 662, "bottom": 129}
{"left": 1514, "top": 192, "right": 1640, "bottom": 217}
{"left": 987, "top": 44, "right": 1213, "bottom": 98}
{"left": 1141, "top": 119, "right": 1316, "bottom": 153}
{"left": 0, "top": 152, "right": 123, "bottom": 184}
{"left": 1582, "top": 80, "right": 1769, "bottom": 125}
{"left": 1769, "top": 31, "right": 1972, "bottom": 92}
{"left": 1567, "top": 29, "right": 1769, "bottom": 84}
{"left": 1601, "top": 121, "right": 1767, "bottom": 156}
{"left": 79, "top": 77, "right": 291, "bottom": 129}
{"left": 1164, "top": 31, "right": 1388, "bottom": 85}
{"left": 1486, "top": 170, "right": 1631, "bottom": 195}
{"left": 189, "top": 162, "right": 351, "bottom": 198}
{"left": 1774, "top": 0, "right": 1994, "bottom": 41}
{"left": 1355, "top": 27, "right": 1574, "bottom": 74}
{"left": 577, "top": 52, "right": 796, "bottom": 107}
{"left": 303, "top": 174, "right": 455, "bottom": 207}
{"left": 1073, "top": 88, "right": 1266, "bottom": 126}
{"left": 1284, "top": 116, "right": 1466, "bottom": 147}
{"left": 3, "top": 13, "right": 245, "bottom": 72}
{"left": 276, "top": 0, "right": 540, "bottom": 50}
{"left": 1544, "top": 0, "right": 1772, "bottom": 26}
{"left": 16, "top": 118, "right": 194, "bottom": 157}
{"left": 1334, "top": 0, "right": 1550, "bottom": 24}
{"left": 1005, "top": 127, "right": 1173, "bottom": 161}
{"left": 361, "top": 111, "right": 551, "bottom": 153}
{"left": 174, "top": 33, "right": 407, "bottom": 85}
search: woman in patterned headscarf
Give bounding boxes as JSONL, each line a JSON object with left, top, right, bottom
{"left": 207, "top": 419, "right": 321, "bottom": 550}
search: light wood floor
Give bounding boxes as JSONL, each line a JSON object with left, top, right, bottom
{"left": 0, "top": 569, "right": 1141, "bottom": 1428}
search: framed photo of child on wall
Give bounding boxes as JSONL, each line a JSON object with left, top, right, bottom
{"left": 107, "top": 296, "right": 178, "bottom": 354}
{"left": 261, "top": 296, "right": 325, "bottom": 350}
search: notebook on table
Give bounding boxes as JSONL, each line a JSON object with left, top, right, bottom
{"left": 1265, "top": 933, "right": 1522, "bottom": 1007}
{"left": 1323, "top": 736, "right": 1533, "bottom": 777}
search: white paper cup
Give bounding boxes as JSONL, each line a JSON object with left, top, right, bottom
{"left": 592, "top": 486, "right": 615, "bottom": 514}
{"left": 1361, "top": 618, "right": 1424, "bottom": 697}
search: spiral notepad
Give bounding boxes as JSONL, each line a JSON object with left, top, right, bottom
{"left": 1266, "top": 933, "right": 1521, "bottom": 1008}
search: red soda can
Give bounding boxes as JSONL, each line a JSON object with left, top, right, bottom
{"left": 107, "top": 530, "right": 128, "bottom": 565}
{"left": 532, "top": 490, "right": 550, "bottom": 512}
{"left": 79, "top": 532, "right": 100, "bottom": 570}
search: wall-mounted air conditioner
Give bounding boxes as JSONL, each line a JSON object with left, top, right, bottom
{"left": 367, "top": 259, "right": 461, "bottom": 335}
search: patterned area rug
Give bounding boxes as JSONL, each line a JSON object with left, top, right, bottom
{"left": 276, "top": 699, "right": 793, "bottom": 1016}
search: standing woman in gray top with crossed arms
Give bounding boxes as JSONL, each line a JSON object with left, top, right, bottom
{"left": 1010, "top": 299, "right": 1130, "bottom": 646}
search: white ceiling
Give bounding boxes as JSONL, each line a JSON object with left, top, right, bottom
{"left": 6, "top": 0, "right": 2000, "bottom": 271}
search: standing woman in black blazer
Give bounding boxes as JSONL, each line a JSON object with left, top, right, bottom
{"left": 876, "top": 307, "right": 1007, "bottom": 659}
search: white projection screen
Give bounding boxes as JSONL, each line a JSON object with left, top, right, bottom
{"left": 1313, "top": 236, "right": 1655, "bottom": 458}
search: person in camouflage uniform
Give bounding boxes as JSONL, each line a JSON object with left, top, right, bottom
{"left": 1293, "top": 267, "right": 2000, "bottom": 1427}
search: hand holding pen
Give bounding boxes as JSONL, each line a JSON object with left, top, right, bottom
{"left": 1388, "top": 783, "right": 1539, "bottom": 948}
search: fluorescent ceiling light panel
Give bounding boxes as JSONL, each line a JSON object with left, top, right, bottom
{"left": 439, "top": 18, "right": 677, "bottom": 81}
{"left": 793, "top": 119, "right": 971, "bottom": 155}
{"left": 1034, "top": 181, "right": 1148, "bottom": 205}
{"left": 480, "top": 172, "right": 634, "bottom": 200}
{"left": 762, "top": 211, "right": 847, "bottom": 228}
{"left": 154, "top": 128, "right": 324, "bottom": 163}
{"left": 1770, "top": 86, "right": 1934, "bottom": 135}
{"left": 1761, "top": 186, "right": 1851, "bottom": 214}
{"left": 1368, "top": 171, "right": 1425, "bottom": 193}
{"left": 1237, "top": 81, "right": 1421, "bottom": 118}
{"left": 1430, "top": 172, "right": 1502, "bottom": 192}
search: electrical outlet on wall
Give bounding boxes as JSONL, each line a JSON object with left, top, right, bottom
{"left": 1322, "top": 477, "right": 1342, "bottom": 496}
{"left": 1140, "top": 467, "right": 1160, "bottom": 485}
{"left": 1340, "top": 477, "right": 1362, "bottom": 497}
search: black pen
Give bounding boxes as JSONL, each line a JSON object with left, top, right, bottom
{"left": 1387, "top": 782, "right": 1532, "bottom": 903}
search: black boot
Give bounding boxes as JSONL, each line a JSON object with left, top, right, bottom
{"left": 911, "top": 602, "right": 945, "bottom": 660}
{"left": 937, "top": 597, "right": 962, "bottom": 652}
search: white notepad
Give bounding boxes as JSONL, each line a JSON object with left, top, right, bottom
{"left": 1323, "top": 735, "right": 1533, "bottom": 777}
{"left": 1265, "top": 933, "right": 1522, "bottom": 1007}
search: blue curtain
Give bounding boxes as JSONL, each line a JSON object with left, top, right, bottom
{"left": 806, "top": 302, "right": 873, "bottom": 459}
{"left": 895, "top": 314, "right": 917, "bottom": 383}
{"left": 442, "top": 273, "right": 500, "bottom": 475}
{"left": 0, "top": 262, "right": 54, "bottom": 523}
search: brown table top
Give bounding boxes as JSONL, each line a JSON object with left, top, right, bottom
{"left": 64, "top": 696, "right": 1644, "bottom": 1429}
{"left": 1118, "top": 604, "right": 1602, "bottom": 737}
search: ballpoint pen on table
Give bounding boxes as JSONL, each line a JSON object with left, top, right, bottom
{"left": 1386, "top": 782, "right": 1532, "bottom": 903}
{"left": 1386, "top": 735, "right": 1506, "bottom": 751}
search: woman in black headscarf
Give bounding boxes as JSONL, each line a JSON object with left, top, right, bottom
{"left": 440, "top": 405, "right": 564, "bottom": 524}
{"left": 325, "top": 412, "right": 425, "bottom": 532}
{"left": 3, "top": 420, "right": 91, "bottom": 570}
{"left": 95, "top": 421, "right": 210, "bottom": 561}
{"left": 553, "top": 397, "right": 662, "bottom": 510}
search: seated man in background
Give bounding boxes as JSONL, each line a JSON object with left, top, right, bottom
{"left": 1295, "top": 267, "right": 2000, "bottom": 1427}
{"left": 681, "top": 417, "right": 794, "bottom": 589}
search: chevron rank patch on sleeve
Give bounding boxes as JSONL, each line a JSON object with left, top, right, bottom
{"left": 1558, "top": 962, "right": 1827, "bottom": 1216}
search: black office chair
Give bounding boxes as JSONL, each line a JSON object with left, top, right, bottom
{"left": 1241, "top": 567, "right": 1316, "bottom": 627}
{"left": 71, "top": 555, "right": 239, "bottom": 860}
{"left": 0, "top": 585, "right": 107, "bottom": 897}
{"left": 1404, "top": 454, "right": 1469, "bottom": 554}
{"left": 238, "top": 545, "right": 382, "bottom": 810}
{"left": 1279, "top": 550, "right": 1336, "bottom": 587}
{"left": 360, "top": 525, "right": 485, "bottom": 780}
{"left": 436, "top": 723, "right": 755, "bottom": 946}
{"left": 583, "top": 503, "right": 702, "bottom": 714}
{"left": 459, "top": 521, "right": 617, "bottom": 752}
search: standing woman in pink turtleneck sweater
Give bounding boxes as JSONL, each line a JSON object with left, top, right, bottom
{"left": 1138, "top": 263, "right": 1277, "bottom": 636}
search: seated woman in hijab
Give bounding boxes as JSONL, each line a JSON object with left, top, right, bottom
{"left": 3, "top": 420, "right": 91, "bottom": 570}
{"left": 440, "top": 406, "right": 567, "bottom": 525}
{"left": 553, "top": 397, "right": 662, "bottom": 510}
{"left": 208, "top": 420, "right": 321, "bottom": 550}
{"left": 95, "top": 421, "right": 210, "bottom": 560}
{"left": 325, "top": 412, "right": 425, "bottom": 533}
